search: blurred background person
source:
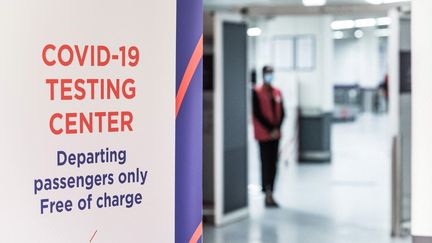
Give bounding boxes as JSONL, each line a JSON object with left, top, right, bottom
{"left": 252, "top": 65, "right": 285, "bottom": 208}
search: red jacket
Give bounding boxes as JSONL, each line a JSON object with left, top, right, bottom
{"left": 253, "top": 85, "right": 284, "bottom": 142}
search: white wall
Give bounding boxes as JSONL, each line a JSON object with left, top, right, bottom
{"left": 334, "top": 29, "right": 385, "bottom": 88}
{"left": 388, "top": 11, "right": 411, "bottom": 137}
{"left": 250, "top": 15, "right": 334, "bottom": 164}
{"left": 412, "top": 1, "right": 432, "bottom": 237}
{"left": 254, "top": 15, "right": 334, "bottom": 112}
{"left": 388, "top": 9, "right": 400, "bottom": 137}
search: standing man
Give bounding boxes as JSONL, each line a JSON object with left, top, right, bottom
{"left": 252, "top": 66, "right": 285, "bottom": 208}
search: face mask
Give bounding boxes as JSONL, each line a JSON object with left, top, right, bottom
{"left": 264, "top": 73, "right": 273, "bottom": 84}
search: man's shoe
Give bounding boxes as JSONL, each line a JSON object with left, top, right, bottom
{"left": 265, "top": 200, "right": 280, "bottom": 208}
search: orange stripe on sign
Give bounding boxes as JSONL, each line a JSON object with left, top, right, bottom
{"left": 176, "top": 35, "right": 204, "bottom": 117}
{"left": 189, "top": 222, "right": 203, "bottom": 243}
{"left": 89, "top": 230, "right": 97, "bottom": 242}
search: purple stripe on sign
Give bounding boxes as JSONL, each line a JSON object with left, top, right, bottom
{"left": 176, "top": 0, "right": 203, "bottom": 243}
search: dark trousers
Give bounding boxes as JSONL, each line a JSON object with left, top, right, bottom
{"left": 259, "top": 139, "right": 279, "bottom": 192}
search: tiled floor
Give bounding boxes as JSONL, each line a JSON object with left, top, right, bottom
{"left": 203, "top": 114, "right": 411, "bottom": 243}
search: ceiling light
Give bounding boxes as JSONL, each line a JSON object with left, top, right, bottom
{"left": 354, "top": 30, "right": 364, "bottom": 39}
{"left": 331, "top": 20, "right": 355, "bottom": 30}
{"left": 365, "top": 0, "right": 383, "bottom": 4}
{"left": 247, "top": 27, "right": 262, "bottom": 37}
{"left": 355, "top": 18, "right": 376, "bottom": 28}
{"left": 333, "top": 31, "right": 344, "bottom": 39}
{"left": 303, "top": 0, "right": 327, "bottom": 6}
{"left": 376, "top": 17, "right": 391, "bottom": 26}
{"left": 331, "top": 17, "right": 391, "bottom": 30}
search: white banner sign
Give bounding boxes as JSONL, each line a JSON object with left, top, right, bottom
{"left": 0, "top": 1, "right": 176, "bottom": 242}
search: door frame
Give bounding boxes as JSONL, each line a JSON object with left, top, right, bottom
{"left": 214, "top": 12, "right": 249, "bottom": 226}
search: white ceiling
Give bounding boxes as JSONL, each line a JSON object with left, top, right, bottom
{"left": 204, "top": 0, "right": 367, "bottom": 8}
{"left": 203, "top": 0, "right": 411, "bottom": 16}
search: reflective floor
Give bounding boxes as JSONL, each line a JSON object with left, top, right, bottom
{"left": 203, "top": 114, "right": 411, "bottom": 243}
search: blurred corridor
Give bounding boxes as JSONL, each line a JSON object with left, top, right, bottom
{"left": 204, "top": 114, "right": 410, "bottom": 243}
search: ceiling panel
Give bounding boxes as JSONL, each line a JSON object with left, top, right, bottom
{"left": 204, "top": 0, "right": 368, "bottom": 8}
